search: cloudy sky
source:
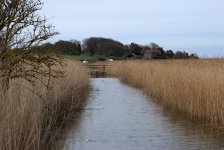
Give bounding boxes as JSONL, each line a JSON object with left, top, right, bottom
{"left": 42, "top": 0, "right": 224, "bottom": 57}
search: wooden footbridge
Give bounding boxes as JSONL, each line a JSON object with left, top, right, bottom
{"left": 85, "top": 64, "right": 107, "bottom": 77}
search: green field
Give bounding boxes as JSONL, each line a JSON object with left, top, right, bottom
{"left": 64, "top": 55, "right": 98, "bottom": 61}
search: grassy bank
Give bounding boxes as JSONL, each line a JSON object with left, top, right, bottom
{"left": 0, "top": 60, "right": 90, "bottom": 150}
{"left": 108, "top": 59, "right": 224, "bottom": 127}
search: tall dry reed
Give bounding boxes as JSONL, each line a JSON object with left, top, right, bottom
{"left": 108, "top": 59, "right": 224, "bottom": 127}
{"left": 0, "top": 60, "right": 90, "bottom": 150}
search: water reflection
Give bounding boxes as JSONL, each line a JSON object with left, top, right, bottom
{"left": 62, "top": 78, "right": 224, "bottom": 150}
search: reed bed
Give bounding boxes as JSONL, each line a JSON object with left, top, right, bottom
{"left": 108, "top": 59, "right": 224, "bottom": 127}
{"left": 0, "top": 60, "right": 90, "bottom": 150}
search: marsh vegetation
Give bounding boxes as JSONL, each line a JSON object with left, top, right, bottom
{"left": 0, "top": 60, "right": 89, "bottom": 150}
{"left": 108, "top": 59, "right": 224, "bottom": 128}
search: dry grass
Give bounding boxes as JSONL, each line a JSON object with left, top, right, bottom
{"left": 108, "top": 59, "right": 224, "bottom": 127}
{"left": 0, "top": 60, "right": 90, "bottom": 150}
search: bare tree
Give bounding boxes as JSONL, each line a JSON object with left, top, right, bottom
{"left": 0, "top": 0, "right": 62, "bottom": 90}
{"left": 149, "top": 42, "right": 161, "bottom": 49}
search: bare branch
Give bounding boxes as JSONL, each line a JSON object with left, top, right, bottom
{"left": 0, "top": 0, "right": 61, "bottom": 90}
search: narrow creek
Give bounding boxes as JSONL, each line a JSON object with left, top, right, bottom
{"left": 61, "top": 78, "right": 224, "bottom": 150}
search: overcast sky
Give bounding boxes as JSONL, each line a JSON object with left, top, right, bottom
{"left": 42, "top": 0, "right": 224, "bottom": 57}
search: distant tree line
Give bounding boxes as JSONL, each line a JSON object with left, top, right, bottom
{"left": 83, "top": 37, "right": 128, "bottom": 57}
{"left": 39, "top": 40, "right": 82, "bottom": 55}
{"left": 127, "top": 42, "right": 198, "bottom": 59}
{"left": 39, "top": 37, "right": 199, "bottom": 59}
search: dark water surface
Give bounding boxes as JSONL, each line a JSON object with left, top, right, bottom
{"left": 61, "top": 78, "right": 224, "bottom": 150}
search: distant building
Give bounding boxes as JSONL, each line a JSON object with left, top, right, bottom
{"left": 143, "top": 50, "right": 152, "bottom": 59}
{"left": 143, "top": 49, "right": 162, "bottom": 59}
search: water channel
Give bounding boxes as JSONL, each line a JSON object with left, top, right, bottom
{"left": 60, "top": 78, "right": 224, "bottom": 150}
